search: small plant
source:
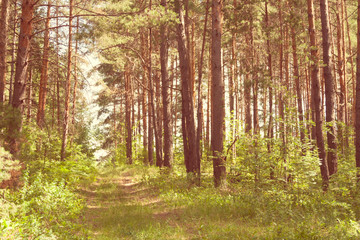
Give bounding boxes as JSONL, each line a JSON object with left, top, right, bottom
{"left": 0, "top": 147, "right": 21, "bottom": 188}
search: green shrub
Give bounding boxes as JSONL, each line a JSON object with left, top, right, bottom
{"left": 1, "top": 172, "right": 86, "bottom": 239}
{"left": 0, "top": 147, "right": 20, "bottom": 184}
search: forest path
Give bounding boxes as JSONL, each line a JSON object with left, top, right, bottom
{"left": 79, "top": 167, "right": 186, "bottom": 240}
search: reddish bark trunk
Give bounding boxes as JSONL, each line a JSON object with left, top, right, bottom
{"left": 36, "top": 0, "right": 51, "bottom": 127}
{"left": 0, "top": 0, "right": 9, "bottom": 102}
{"left": 8, "top": 0, "right": 34, "bottom": 154}
{"left": 211, "top": 0, "right": 225, "bottom": 187}
{"left": 308, "top": 0, "right": 329, "bottom": 189}
{"left": 320, "top": 0, "right": 338, "bottom": 176}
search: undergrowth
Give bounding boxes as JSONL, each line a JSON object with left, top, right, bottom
{"left": 138, "top": 163, "right": 360, "bottom": 239}
{"left": 0, "top": 125, "right": 97, "bottom": 239}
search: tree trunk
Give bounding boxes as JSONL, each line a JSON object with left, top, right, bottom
{"left": 244, "top": 36, "right": 252, "bottom": 134}
{"left": 36, "top": 0, "right": 51, "bottom": 127}
{"left": 355, "top": 0, "right": 360, "bottom": 181}
{"left": 291, "top": 15, "right": 305, "bottom": 143}
{"left": 125, "top": 69, "right": 132, "bottom": 164}
{"left": 206, "top": 47, "right": 211, "bottom": 150}
{"left": 320, "top": 0, "right": 338, "bottom": 176}
{"left": 71, "top": 16, "right": 79, "bottom": 128}
{"left": 56, "top": 0, "right": 61, "bottom": 128}
{"left": 140, "top": 33, "right": 148, "bottom": 164}
{"left": 153, "top": 67, "right": 163, "bottom": 167}
{"left": 9, "top": 0, "right": 18, "bottom": 104}
{"left": 308, "top": 0, "right": 329, "bottom": 189}
{"left": 26, "top": 63, "right": 32, "bottom": 121}
{"left": 341, "top": 0, "right": 348, "bottom": 129}
{"left": 278, "top": 0, "right": 286, "bottom": 160}
{"left": 211, "top": 0, "right": 225, "bottom": 188}
{"left": 8, "top": 0, "right": 34, "bottom": 154}
{"left": 148, "top": 26, "right": 154, "bottom": 166}
{"left": 336, "top": 0, "right": 347, "bottom": 150}
{"left": 174, "top": 0, "right": 199, "bottom": 176}
{"left": 196, "top": 0, "right": 210, "bottom": 177}
{"left": 265, "top": 0, "right": 274, "bottom": 179}
{"left": 344, "top": 0, "right": 356, "bottom": 124}
{"left": 160, "top": 0, "right": 172, "bottom": 168}
{"left": 231, "top": 0, "right": 237, "bottom": 161}
{"left": 0, "top": 0, "right": 9, "bottom": 102}
{"left": 113, "top": 100, "right": 117, "bottom": 154}
{"left": 60, "top": 0, "right": 73, "bottom": 161}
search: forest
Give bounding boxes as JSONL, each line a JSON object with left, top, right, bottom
{"left": 1, "top": 0, "right": 360, "bottom": 238}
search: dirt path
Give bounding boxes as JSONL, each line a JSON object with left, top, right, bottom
{"left": 79, "top": 169, "right": 185, "bottom": 240}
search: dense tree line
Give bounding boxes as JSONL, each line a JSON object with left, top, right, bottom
{"left": 1, "top": 0, "right": 360, "bottom": 190}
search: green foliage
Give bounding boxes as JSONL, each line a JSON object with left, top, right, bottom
{"left": 0, "top": 121, "right": 97, "bottom": 239}
{"left": 0, "top": 104, "right": 22, "bottom": 145}
{"left": 140, "top": 165, "right": 360, "bottom": 239}
{"left": 1, "top": 172, "right": 86, "bottom": 239}
{"left": 0, "top": 147, "right": 20, "bottom": 183}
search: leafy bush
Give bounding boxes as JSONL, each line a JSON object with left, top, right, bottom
{"left": 0, "top": 121, "right": 96, "bottom": 239}
{"left": 1, "top": 172, "right": 86, "bottom": 239}
{"left": 0, "top": 147, "right": 20, "bottom": 184}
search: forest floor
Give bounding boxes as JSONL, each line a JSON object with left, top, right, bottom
{"left": 78, "top": 167, "right": 191, "bottom": 239}
{"left": 77, "top": 165, "right": 359, "bottom": 240}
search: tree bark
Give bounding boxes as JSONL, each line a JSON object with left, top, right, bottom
{"left": 153, "top": 66, "right": 163, "bottom": 167}
{"left": 0, "top": 0, "right": 9, "bottom": 102}
{"left": 140, "top": 33, "right": 148, "bottom": 164}
{"left": 9, "top": 0, "right": 18, "bottom": 104}
{"left": 320, "top": 0, "right": 338, "bottom": 176}
{"left": 26, "top": 63, "right": 32, "bottom": 121}
{"left": 290, "top": 13, "right": 305, "bottom": 143}
{"left": 344, "top": 0, "right": 356, "bottom": 124}
{"left": 160, "top": 0, "right": 172, "bottom": 168}
{"left": 355, "top": 0, "right": 360, "bottom": 181}
{"left": 265, "top": 0, "right": 274, "bottom": 179}
{"left": 60, "top": 0, "right": 73, "bottom": 161}
{"left": 71, "top": 16, "right": 79, "bottom": 128}
{"left": 308, "top": 0, "right": 329, "bottom": 189}
{"left": 125, "top": 69, "right": 132, "bottom": 164}
{"left": 148, "top": 24, "right": 154, "bottom": 166}
{"left": 211, "top": 0, "right": 225, "bottom": 188}
{"left": 196, "top": 0, "right": 210, "bottom": 177}
{"left": 244, "top": 36, "right": 252, "bottom": 134}
{"left": 56, "top": 0, "right": 61, "bottom": 128}
{"left": 174, "top": 0, "right": 199, "bottom": 176}
{"left": 8, "top": 0, "right": 34, "bottom": 154}
{"left": 36, "top": 0, "right": 51, "bottom": 127}
{"left": 336, "top": 0, "right": 347, "bottom": 150}
{"left": 278, "top": 0, "right": 286, "bottom": 160}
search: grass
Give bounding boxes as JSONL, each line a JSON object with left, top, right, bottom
{"left": 78, "top": 164, "right": 360, "bottom": 239}
{"left": 79, "top": 166, "right": 186, "bottom": 239}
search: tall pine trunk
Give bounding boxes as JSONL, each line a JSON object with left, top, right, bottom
{"left": 211, "top": 0, "right": 225, "bottom": 187}
{"left": 8, "top": 0, "right": 34, "bottom": 154}
{"left": 160, "top": 0, "right": 173, "bottom": 169}
{"left": 148, "top": 25, "right": 154, "bottom": 166}
{"left": 174, "top": 0, "right": 199, "bottom": 176}
{"left": 320, "top": 0, "right": 338, "bottom": 176}
{"left": 290, "top": 13, "right": 305, "bottom": 143}
{"left": 36, "top": 0, "right": 51, "bottom": 127}
{"left": 61, "top": 0, "right": 73, "bottom": 161}
{"left": 125, "top": 69, "right": 132, "bottom": 164}
{"left": 355, "top": 0, "right": 360, "bottom": 181}
{"left": 0, "top": 0, "right": 9, "bottom": 102}
{"left": 196, "top": 0, "right": 210, "bottom": 177}
{"left": 309, "top": 0, "right": 329, "bottom": 189}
